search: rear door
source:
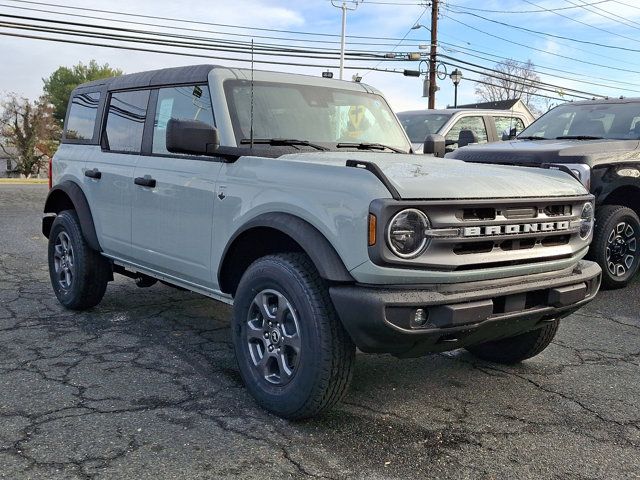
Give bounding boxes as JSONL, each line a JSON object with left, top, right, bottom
{"left": 443, "top": 115, "right": 489, "bottom": 153}
{"left": 131, "top": 84, "right": 222, "bottom": 287}
{"left": 83, "top": 89, "right": 149, "bottom": 260}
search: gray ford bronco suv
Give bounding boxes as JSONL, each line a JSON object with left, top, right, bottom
{"left": 43, "top": 65, "right": 601, "bottom": 419}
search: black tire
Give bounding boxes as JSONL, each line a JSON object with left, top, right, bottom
{"left": 231, "top": 253, "right": 355, "bottom": 420}
{"left": 589, "top": 205, "right": 640, "bottom": 289}
{"left": 48, "top": 210, "right": 110, "bottom": 310}
{"left": 465, "top": 321, "right": 559, "bottom": 364}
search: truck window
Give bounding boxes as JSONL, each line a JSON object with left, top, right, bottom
{"left": 223, "top": 80, "right": 410, "bottom": 152}
{"left": 152, "top": 85, "right": 215, "bottom": 155}
{"left": 495, "top": 116, "right": 525, "bottom": 140}
{"left": 65, "top": 92, "right": 101, "bottom": 140}
{"left": 397, "top": 113, "right": 452, "bottom": 143}
{"left": 104, "top": 90, "right": 150, "bottom": 153}
{"left": 445, "top": 116, "right": 488, "bottom": 150}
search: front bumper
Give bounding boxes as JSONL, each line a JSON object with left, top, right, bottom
{"left": 330, "top": 260, "right": 601, "bottom": 357}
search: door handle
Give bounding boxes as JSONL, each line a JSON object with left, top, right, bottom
{"left": 134, "top": 175, "right": 156, "bottom": 188}
{"left": 84, "top": 168, "right": 102, "bottom": 179}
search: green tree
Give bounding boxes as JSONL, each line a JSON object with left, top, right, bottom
{"left": 0, "top": 94, "right": 61, "bottom": 177}
{"left": 43, "top": 60, "right": 123, "bottom": 123}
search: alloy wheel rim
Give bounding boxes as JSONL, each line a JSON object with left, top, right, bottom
{"left": 53, "top": 231, "right": 75, "bottom": 290}
{"left": 245, "top": 289, "right": 301, "bottom": 386}
{"left": 605, "top": 221, "right": 637, "bottom": 277}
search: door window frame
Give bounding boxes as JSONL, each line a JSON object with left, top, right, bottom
{"left": 100, "top": 87, "right": 152, "bottom": 155}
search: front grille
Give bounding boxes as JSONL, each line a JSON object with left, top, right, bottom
{"left": 409, "top": 196, "right": 590, "bottom": 271}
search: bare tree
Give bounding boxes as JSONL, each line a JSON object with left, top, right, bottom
{"left": 0, "top": 94, "right": 60, "bottom": 178}
{"left": 475, "top": 59, "right": 541, "bottom": 112}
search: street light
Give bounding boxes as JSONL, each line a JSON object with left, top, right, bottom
{"left": 449, "top": 68, "right": 463, "bottom": 108}
{"left": 331, "top": 1, "right": 361, "bottom": 80}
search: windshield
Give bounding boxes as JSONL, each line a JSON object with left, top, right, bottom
{"left": 519, "top": 102, "right": 640, "bottom": 140}
{"left": 397, "top": 112, "right": 452, "bottom": 143}
{"left": 223, "top": 80, "right": 411, "bottom": 152}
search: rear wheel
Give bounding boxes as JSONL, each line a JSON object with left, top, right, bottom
{"left": 465, "top": 320, "right": 559, "bottom": 364}
{"left": 589, "top": 205, "right": 640, "bottom": 289}
{"left": 231, "top": 253, "right": 355, "bottom": 420}
{"left": 48, "top": 210, "right": 110, "bottom": 310}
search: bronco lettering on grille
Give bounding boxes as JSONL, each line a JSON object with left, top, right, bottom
{"left": 463, "top": 221, "right": 570, "bottom": 237}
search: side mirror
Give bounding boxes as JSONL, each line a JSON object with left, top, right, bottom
{"left": 458, "top": 129, "right": 478, "bottom": 148}
{"left": 423, "top": 133, "right": 446, "bottom": 157}
{"left": 166, "top": 119, "right": 219, "bottom": 155}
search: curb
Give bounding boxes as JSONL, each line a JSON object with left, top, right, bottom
{"left": 0, "top": 179, "right": 48, "bottom": 185}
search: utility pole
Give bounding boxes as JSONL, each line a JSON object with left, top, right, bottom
{"left": 332, "top": 1, "right": 360, "bottom": 80}
{"left": 428, "top": 0, "right": 439, "bottom": 109}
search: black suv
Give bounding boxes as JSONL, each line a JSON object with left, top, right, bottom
{"left": 446, "top": 98, "right": 640, "bottom": 288}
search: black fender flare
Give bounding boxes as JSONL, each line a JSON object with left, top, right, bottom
{"left": 43, "top": 180, "right": 102, "bottom": 252}
{"left": 218, "top": 212, "right": 354, "bottom": 292}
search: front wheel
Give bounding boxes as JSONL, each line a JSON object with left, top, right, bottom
{"left": 465, "top": 320, "right": 559, "bottom": 364}
{"left": 589, "top": 205, "right": 640, "bottom": 289}
{"left": 231, "top": 253, "right": 355, "bottom": 420}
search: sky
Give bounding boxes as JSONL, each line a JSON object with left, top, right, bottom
{"left": 2, "top": 0, "right": 640, "bottom": 113}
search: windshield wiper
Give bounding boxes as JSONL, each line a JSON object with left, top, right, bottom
{"left": 240, "top": 138, "right": 329, "bottom": 151}
{"left": 555, "top": 135, "right": 603, "bottom": 140}
{"left": 336, "top": 142, "right": 406, "bottom": 153}
{"left": 518, "top": 135, "right": 548, "bottom": 140}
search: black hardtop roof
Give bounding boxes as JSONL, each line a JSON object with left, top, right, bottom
{"left": 74, "top": 64, "right": 219, "bottom": 92}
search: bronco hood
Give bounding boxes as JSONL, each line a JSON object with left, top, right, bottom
{"left": 279, "top": 151, "right": 588, "bottom": 199}
{"left": 447, "top": 138, "right": 640, "bottom": 167}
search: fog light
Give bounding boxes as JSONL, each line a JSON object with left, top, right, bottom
{"left": 412, "top": 308, "right": 428, "bottom": 328}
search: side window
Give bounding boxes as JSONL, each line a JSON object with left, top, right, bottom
{"left": 104, "top": 90, "right": 150, "bottom": 153}
{"left": 65, "top": 92, "right": 101, "bottom": 140}
{"left": 495, "top": 116, "right": 525, "bottom": 140}
{"left": 445, "top": 116, "right": 488, "bottom": 150}
{"left": 152, "top": 85, "right": 214, "bottom": 155}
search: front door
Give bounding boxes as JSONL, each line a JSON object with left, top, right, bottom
{"left": 131, "top": 85, "right": 222, "bottom": 287}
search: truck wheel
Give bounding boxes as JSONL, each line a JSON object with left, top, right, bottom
{"left": 589, "top": 205, "right": 640, "bottom": 289}
{"left": 465, "top": 320, "right": 559, "bottom": 364}
{"left": 231, "top": 253, "right": 355, "bottom": 420}
{"left": 48, "top": 210, "right": 110, "bottom": 310}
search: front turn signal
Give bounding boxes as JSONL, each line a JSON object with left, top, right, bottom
{"left": 368, "top": 214, "right": 377, "bottom": 246}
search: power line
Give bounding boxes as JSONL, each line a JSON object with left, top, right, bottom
{"left": 0, "top": 1, "right": 425, "bottom": 47}
{"left": 0, "top": 13, "right": 395, "bottom": 57}
{"left": 438, "top": 54, "right": 603, "bottom": 98}
{"left": 0, "top": 18, "right": 406, "bottom": 62}
{"left": 444, "top": 0, "right": 614, "bottom": 14}
{"left": 362, "top": 4, "right": 428, "bottom": 77}
{"left": 1, "top": 0, "right": 422, "bottom": 41}
{"left": 447, "top": 5, "right": 640, "bottom": 52}
{"left": 523, "top": 0, "right": 640, "bottom": 36}
{"left": 441, "top": 13, "right": 640, "bottom": 75}
{"left": 438, "top": 43, "right": 640, "bottom": 94}
{"left": 0, "top": 28, "right": 408, "bottom": 74}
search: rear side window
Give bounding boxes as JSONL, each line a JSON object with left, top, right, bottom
{"left": 495, "top": 116, "right": 525, "bottom": 139}
{"left": 152, "top": 85, "right": 214, "bottom": 155}
{"left": 104, "top": 90, "right": 150, "bottom": 153}
{"left": 65, "top": 92, "right": 100, "bottom": 140}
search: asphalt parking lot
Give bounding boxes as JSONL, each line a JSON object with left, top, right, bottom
{"left": 0, "top": 184, "right": 639, "bottom": 479}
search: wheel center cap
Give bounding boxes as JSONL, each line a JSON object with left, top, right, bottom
{"left": 269, "top": 329, "right": 281, "bottom": 344}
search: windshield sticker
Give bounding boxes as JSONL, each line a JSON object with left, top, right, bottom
{"left": 157, "top": 98, "right": 174, "bottom": 130}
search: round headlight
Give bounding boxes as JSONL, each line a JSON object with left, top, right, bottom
{"left": 580, "top": 202, "right": 594, "bottom": 239}
{"left": 386, "top": 209, "right": 430, "bottom": 259}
